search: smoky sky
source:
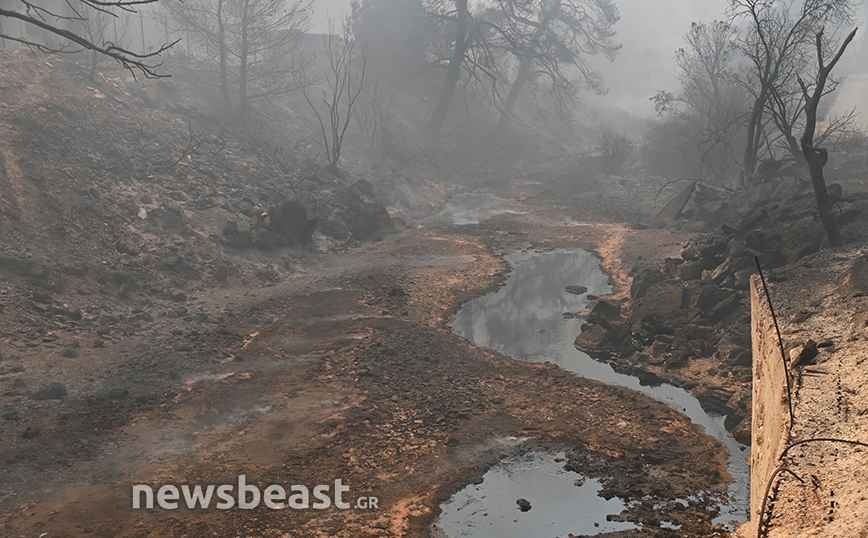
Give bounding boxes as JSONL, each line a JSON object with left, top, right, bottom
{"left": 310, "top": 0, "right": 868, "bottom": 116}
{"left": 310, "top": 0, "right": 354, "bottom": 32}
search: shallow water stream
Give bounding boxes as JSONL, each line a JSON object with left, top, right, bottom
{"left": 439, "top": 192, "right": 523, "bottom": 225}
{"left": 435, "top": 249, "right": 749, "bottom": 536}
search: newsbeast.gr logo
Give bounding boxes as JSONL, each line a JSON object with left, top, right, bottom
{"left": 132, "top": 475, "right": 378, "bottom": 510}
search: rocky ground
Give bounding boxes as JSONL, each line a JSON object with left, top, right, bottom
{"left": 1, "top": 202, "right": 732, "bottom": 537}
{"left": 1, "top": 46, "right": 866, "bottom": 538}
{"left": 575, "top": 180, "right": 868, "bottom": 448}
{"left": 0, "top": 50, "right": 735, "bottom": 538}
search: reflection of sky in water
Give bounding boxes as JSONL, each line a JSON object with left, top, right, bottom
{"left": 433, "top": 452, "right": 636, "bottom": 537}
{"left": 440, "top": 192, "right": 523, "bottom": 225}
{"left": 453, "top": 250, "right": 609, "bottom": 362}
{"left": 450, "top": 250, "right": 749, "bottom": 528}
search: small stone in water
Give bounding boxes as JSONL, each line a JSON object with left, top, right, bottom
{"left": 566, "top": 285, "right": 588, "bottom": 295}
{"left": 516, "top": 498, "right": 532, "bottom": 512}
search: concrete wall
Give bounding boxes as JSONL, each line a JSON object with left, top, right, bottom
{"left": 748, "top": 274, "right": 792, "bottom": 533}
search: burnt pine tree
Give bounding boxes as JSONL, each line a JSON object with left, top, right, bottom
{"left": 493, "top": 0, "right": 620, "bottom": 130}
{"left": 165, "top": 0, "right": 311, "bottom": 123}
{"left": 424, "top": 0, "right": 470, "bottom": 137}
{"left": 351, "top": 0, "right": 426, "bottom": 153}
{"left": 78, "top": 2, "right": 133, "bottom": 80}
{"left": 727, "top": 0, "right": 856, "bottom": 185}
{"left": 422, "top": 0, "right": 618, "bottom": 136}
{"left": 650, "top": 21, "right": 746, "bottom": 183}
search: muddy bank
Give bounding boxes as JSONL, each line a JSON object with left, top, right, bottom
{"left": 1, "top": 221, "right": 732, "bottom": 537}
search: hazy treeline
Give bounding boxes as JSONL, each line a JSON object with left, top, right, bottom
{"left": 150, "top": 0, "right": 863, "bottom": 185}
{"left": 152, "top": 0, "right": 622, "bottom": 145}
{"left": 644, "top": 0, "right": 864, "bottom": 187}
{"left": 1, "top": 0, "right": 864, "bottom": 184}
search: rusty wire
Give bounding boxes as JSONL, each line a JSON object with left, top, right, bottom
{"left": 757, "top": 439, "right": 868, "bottom": 537}
{"left": 780, "top": 437, "right": 868, "bottom": 459}
{"left": 755, "top": 465, "right": 804, "bottom": 538}
{"left": 754, "top": 256, "right": 795, "bottom": 427}
{"left": 750, "top": 259, "right": 868, "bottom": 536}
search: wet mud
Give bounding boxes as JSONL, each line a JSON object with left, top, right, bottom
{"left": 2, "top": 206, "right": 732, "bottom": 538}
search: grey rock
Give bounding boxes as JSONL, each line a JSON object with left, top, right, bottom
{"left": 30, "top": 382, "right": 67, "bottom": 400}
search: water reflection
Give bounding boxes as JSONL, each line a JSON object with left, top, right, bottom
{"left": 450, "top": 249, "right": 749, "bottom": 528}
{"left": 454, "top": 250, "right": 609, "bottom": 362}
{"left": 433, "top": 452, "right": 636, "bottom": 537}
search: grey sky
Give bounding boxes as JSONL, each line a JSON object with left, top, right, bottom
{"left": 310, "top": 0, "right": 868, "bottom": 116}
{"left": 310, "top": 0, "right": 354, "bottom": 32}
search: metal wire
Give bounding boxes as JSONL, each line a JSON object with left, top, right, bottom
{"left": 756, "top": 466, "right": 804, "bottom": 538}
{"left": 754, "top": 256, "right": 795, "bottom": 427}
{"left": 780, "top": 437, "right": 868, "bottom": 459}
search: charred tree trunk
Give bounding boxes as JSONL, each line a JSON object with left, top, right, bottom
{"left": 782, "top": 130, "right": 808, "bottom": 177}
{"left": 742, "top": 87, "right": 766, "bottom": 187}
{"left": 237, "top": 0, "right": 251, "bottom": 122}
{"left": 800, "top": 27, "right": 857, "bottom": 249}
{"left": 217, "top": 0, "right": 233, "bottom": 115}
{"left": 803, "top": 144, "right": 840, "bottom": 245}
{"left": 496, "top": 55, "right": 532, "bottom": 131}
{"left": 424, "top": 0, "right": 468, "bottom": 137}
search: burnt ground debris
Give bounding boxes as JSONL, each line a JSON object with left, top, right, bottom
{"left": 0, "top": 47, "right": 866, "bottom": 537}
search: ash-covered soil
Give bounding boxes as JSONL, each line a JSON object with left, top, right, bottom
{"left": 1, "top": 227, "right": 733, "bottom": 537}
{"left": 0, "top": 50, "right": 735, "bottom": 538}
{"left": 4, "top": 43, "right": 865, "bottom": 538}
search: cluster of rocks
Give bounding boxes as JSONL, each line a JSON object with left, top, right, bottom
{"left": 580, "top": 191, "right": 868, "bottom": 443}
{"left": 221, "top": 179, "right": 393, "bottom": 249}
{"left": 578, "top": 204, "right": 839, "bottom": 443}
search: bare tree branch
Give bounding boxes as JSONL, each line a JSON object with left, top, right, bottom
{"left": 0, "top": 1, "right": 175, "bottom": 78}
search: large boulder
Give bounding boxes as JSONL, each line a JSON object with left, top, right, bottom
{"left": 631, "top": 268, "right": 663, "bottom": 300}
{"left": 631, "top": 283, "right": 685, "bottom": 324}
{"left": 269, "top": 200, "right": 317, "bottom": 245}
{"left": 586, "top": 299, "right": 622, "bottom": 329}
{"left": 337, "top": 190, "right": 393, "bottom": 241}
{"left": 30, "top": 382, "right": 67, "bottom": 400}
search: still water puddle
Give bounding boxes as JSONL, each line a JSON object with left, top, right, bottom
{"left": 440, "top": 192, "right": 524, "bottom": 225}
{"left": 438, "top": 249, "right": 749, "bottom": 536}
{"left": 434, "top": 452, "right": 636, "bottom": 537}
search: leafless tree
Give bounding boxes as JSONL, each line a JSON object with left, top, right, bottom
{"left": 355, "top": 70, "right": 394, "bottom": 154}
{"left": 596, "top": 126, "right": 633, "bottom": 175}
{"left": 78, "top": 2, "right": 133, "bottom": 79}
{"left": 490, "top": 0, "right": 620, "bottom": 130}
{"left": 297, "top": 19, "right": 366, "bottom": 175}
{"left": 423, "top": 0, "right": 470, "bottom": 137}
{"left": 0, "top": 0, "right": 175, "bottom": 78}
{"left": 727, "top": 0, "right": 857, "bottom": 185}
{"left": 799, "top": 27, "right": 857, "bottom": 247}
{"left": 420, "top": 0, "right": 618, "bottom": 136}
{"left": 651, "top": 21, "right": 747, "bottom": 184}
{"left": 164, "top": 0, "right": 312, "bottom": 123}
{"left": 351, "top": 0, "right": 425, "bottom": 155}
